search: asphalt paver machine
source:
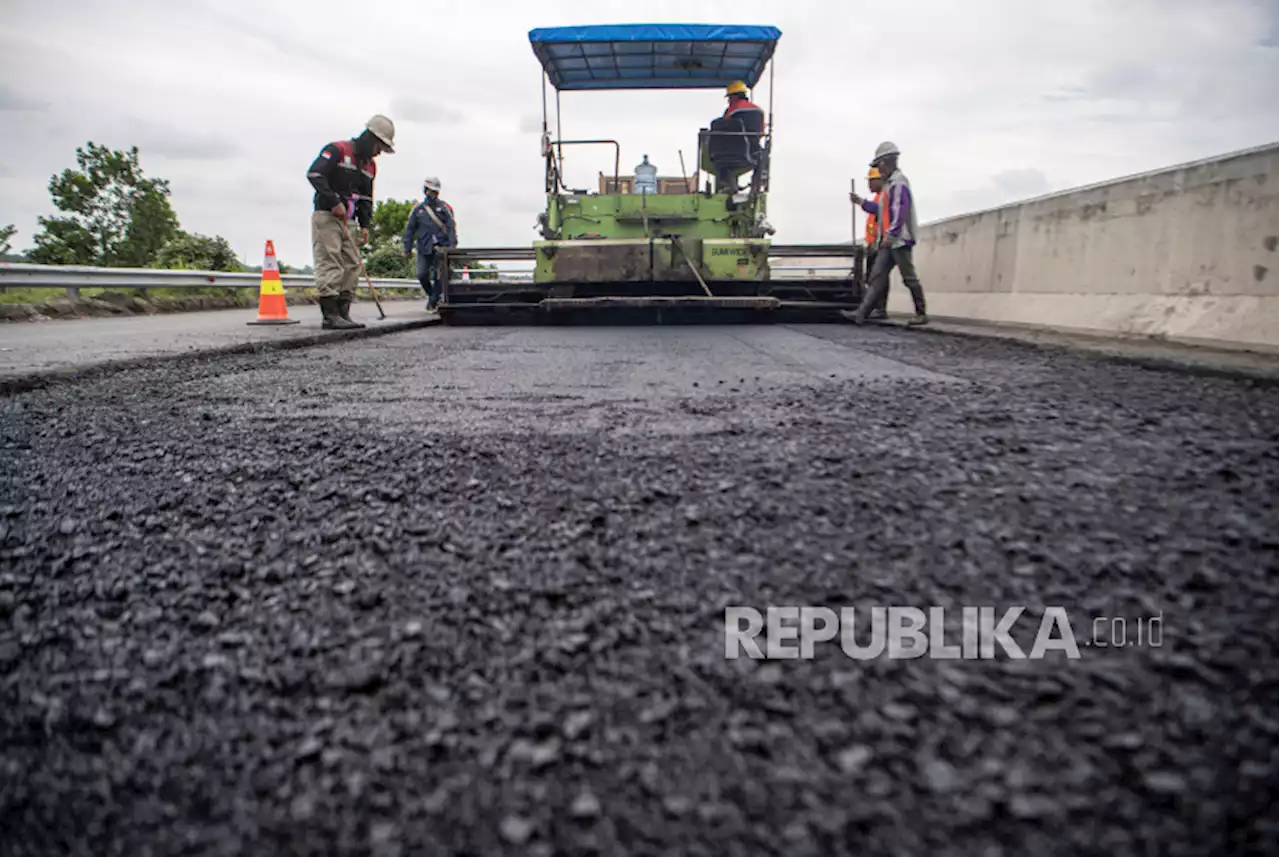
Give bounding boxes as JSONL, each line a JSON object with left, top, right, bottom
{"left": 438, "top": 23, "right": 864, "bottom": 324}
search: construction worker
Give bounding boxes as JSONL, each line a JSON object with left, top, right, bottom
{"left": 709, "top": 81, "right": 766, "bottom": 205}
{"left": 723, "top": 80, "right": 764, "bottom": 124}
{"left": 402, "top": 176, "right": 457, "bottom": 312}
{"left": 851, "top": 167, "right": 889, "bottom": 319}
{"left": 306, "top": 115, "right": 394, "bottom": 330}
{"left": 851, "top": 141, "right": 928, "bottom": 326}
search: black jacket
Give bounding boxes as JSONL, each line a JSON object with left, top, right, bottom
{"left": 403, "top": 196, "right": 457, "bottom": 255}
{"left": 306, "top": 138, "right": 376, "bottom": 228}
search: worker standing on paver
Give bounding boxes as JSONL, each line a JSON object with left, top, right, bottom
{"left": 403, "top": 176, "right": 458, "bottom": 312}
{"left": 851, "top": 167, "right": 889, "bottom": 320}
{"left": 851, "top": 141, "right": 928, "bottom": 326}
{"left": 306, "top": 115, "right": 396, "bottom": 330}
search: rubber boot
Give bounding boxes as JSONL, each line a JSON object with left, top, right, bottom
{"left": 424, "top": 277, "right": 440, "bottom": 313}
{"left": 337, "top": 295, "right": 366, "bottom": 329}
{"left": 320, "top": 296, "right": 360, "bottom": 330}
{"left": 852, "top": 280, "right": 887, "bottom": 325}
{"left": 868, "top": 285, "right": 889, "bottom": 320}
{"left": 319, "top": 295, "right": 336, "bottom": 330}
{"left": 905, "top": 286, "right": 928, "bottom": 326}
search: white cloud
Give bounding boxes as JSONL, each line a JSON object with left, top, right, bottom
{"left": 0, "top": 83, "right": 50, "bottom": 112}
{"left": 390, "top": 97, "right": 466, "bottom": 126}
{"left": 941, "top": 170, "right": 1054, "bottom": 220}
{"left": 0, "top": 0, "right": 1275, "bottom": 267}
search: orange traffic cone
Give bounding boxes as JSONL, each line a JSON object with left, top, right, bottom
{"left": 461, "top": 266, "right": 470, "bottom": 283}
{"left": 247, "top": 240, "right": 299, "bottom": 325}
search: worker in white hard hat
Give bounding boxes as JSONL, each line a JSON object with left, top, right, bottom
{"left": 403, "top": 175, "right": 457, "bottom": 312}
{"left": 306, "top": 114, "right": 396, "bottom": 329}
{"left": 851, "top": 140, "right": 928, "bottom": 326}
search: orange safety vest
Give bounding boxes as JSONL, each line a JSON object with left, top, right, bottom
{"left": 723, "top": 98, "right": 767, "bottom": 135}
{"left": 864, "top": 190, "right": 887, "bottom": 246}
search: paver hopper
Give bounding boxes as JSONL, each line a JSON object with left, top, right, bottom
{"left": 437, "top": 23, "right": 865, "bottom": 324}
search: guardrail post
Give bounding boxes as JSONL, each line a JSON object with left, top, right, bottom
{"left": 65, "top": 286, "right": 80, "bottom": 299}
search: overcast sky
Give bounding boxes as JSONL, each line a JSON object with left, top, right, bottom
{"left": 1, "top": 0, "right": 1276, "bottom": 268}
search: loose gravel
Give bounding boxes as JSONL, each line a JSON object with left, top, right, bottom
{"left": 1, "top": 324, "right": 1275, "bottom": 856}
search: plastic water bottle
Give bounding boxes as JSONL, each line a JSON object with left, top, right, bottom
{"left": 634, "top": 155, "right": 658, "bottom": 195}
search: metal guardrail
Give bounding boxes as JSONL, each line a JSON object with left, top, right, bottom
{"left": 0, "top": 262, "right": 422, "bottom": 298}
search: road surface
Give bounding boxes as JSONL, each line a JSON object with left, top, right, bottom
{"left": 0, "top": 323, "right": 1275, "bottom": 856}
{"left": 0, "top": 301, "right": 429, "bottom": 381}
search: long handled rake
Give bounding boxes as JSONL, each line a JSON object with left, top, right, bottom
{"left": 342, "top": 220, "right": 386, "bottom": 320}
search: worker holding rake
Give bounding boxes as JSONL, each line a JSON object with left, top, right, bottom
{"left": 305, "top": 114, "right": 396, "bottom": 329}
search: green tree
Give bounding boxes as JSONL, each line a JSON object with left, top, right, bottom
{"left": 25, "top": 219, "right": 94, "bottom": 265}
{"left": 360, "top": 198, "right": 416, "bottom": 278}
{"left": 152, "top": 232, "right": 244, "bottom": 272}
{"left": 363, "top": 241, "right": 412, "bottom": 278}
{"left": 365, "top": 199, "right": 415, "bottom": 258}
{"left": 28, "top": 142, "right": 179, "bottom": 267}
{"left": 0, "top": 224, "right": 15, "bottom": 256}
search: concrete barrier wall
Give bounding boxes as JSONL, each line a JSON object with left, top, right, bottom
{"left": 895, "top": 143, "right": 1279, "bottom": 352}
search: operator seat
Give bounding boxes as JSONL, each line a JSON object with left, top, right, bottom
{"left": 704, "top": 108, "right": 765, "bottom": 195}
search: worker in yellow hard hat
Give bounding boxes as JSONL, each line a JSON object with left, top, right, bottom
{"left": 851, "top": 167, "right": 889, "bottom": 318}
{"left": 709, "top": 81, "right": 766, "bottom": 208}
{"left": 722, "top": 81, "right": 760, "bottom": 121}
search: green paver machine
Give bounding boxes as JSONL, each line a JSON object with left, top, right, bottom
{"left": 438, "top": 23, "right": 864, "bottom": 323}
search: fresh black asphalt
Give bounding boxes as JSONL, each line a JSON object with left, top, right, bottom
{"left": 1, "top": 323, "right": 1275, "bottom": 856}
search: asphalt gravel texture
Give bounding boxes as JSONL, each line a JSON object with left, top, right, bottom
{"left": 1, "top": 322, "right": 1276, "bottom": 856}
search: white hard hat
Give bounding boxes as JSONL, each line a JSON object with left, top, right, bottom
{"left": 365, "top": 114, "right": 396, "bottom": 152}
{"left": 870, "top": 140, "right": 900, "bottom": 165}
{"left": 423, "top": 176, "right": 442, "bottom": 193}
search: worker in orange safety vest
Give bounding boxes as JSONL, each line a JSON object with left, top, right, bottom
{"left": 851, "top": 167, "right": 889, "bottom": 319}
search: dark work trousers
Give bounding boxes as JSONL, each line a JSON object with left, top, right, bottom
{"left": 857, "top": 244, "right": 926, "bottom": 320}
{"left": 716, "top": 166, "right": 741, "bottom": 193}
{"left": 416, "top": 250, "right": 441, "bottom": 306}
{"left": 715, "top": 156, "right": 759, "bottom": 195}
{"left": 864, "top": 249, "right": 888, "bottom": 315}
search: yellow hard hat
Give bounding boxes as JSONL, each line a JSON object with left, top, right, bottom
{"left": 867, "top": 167, "right": 882, "bottom": 179}
{"left": 726, "top": 80, "right": 749, "bottom": 96}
